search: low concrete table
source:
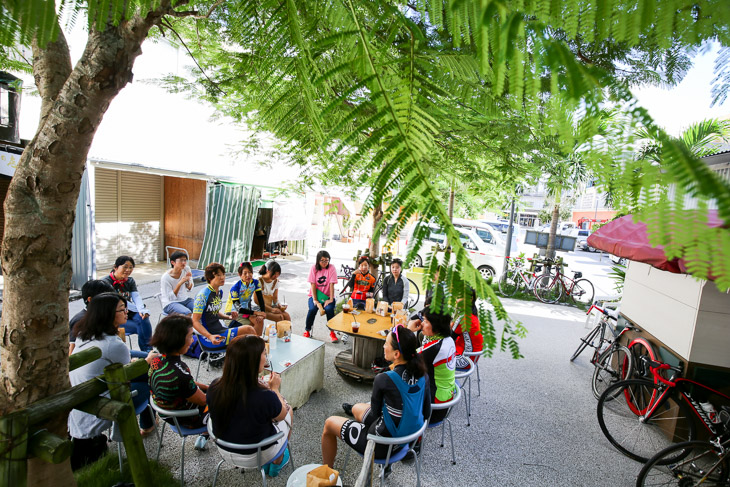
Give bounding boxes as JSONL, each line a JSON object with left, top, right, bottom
{"left": 268, "top": 334, "right": 325, "bottom": 409}
{"left": 327, "top": 311, "right": 392, "bottom": 382}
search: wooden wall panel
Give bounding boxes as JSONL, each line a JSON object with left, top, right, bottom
{"left": 163, "top": 176, "right": 206, "bottom": 260}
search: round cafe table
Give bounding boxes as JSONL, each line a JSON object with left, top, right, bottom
{"left": 286, "top": 463, "right": 343, "bottom": 487}
{"left": 326, "top": 310, "right": 393, "bottom": 382}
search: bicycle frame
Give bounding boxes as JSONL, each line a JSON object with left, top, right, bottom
{"left": 642, "top": 362, "right": 730, "bottom": 438}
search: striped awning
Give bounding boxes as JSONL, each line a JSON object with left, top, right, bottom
{"left": 198, "top": 182, "right": 261, "bottom": 272}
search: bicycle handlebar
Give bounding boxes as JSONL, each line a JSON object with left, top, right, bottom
{"left": 586, "top": 304, "right": 619, "bottom": 321}
{"left": 640, "top": 356, "right": 683, "bottom": 386}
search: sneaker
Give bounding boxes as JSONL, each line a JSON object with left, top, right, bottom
{"left": 267, "top": 447, "right": 290, "bottom": 477}
{"left": 194, "top": 435, "right": 208, "bottom": 451}
{"left": 303, "top": 330, "right": 311, "bottom": 338}
{"left": 342, "top": 403, "right": 354, "bottom": 416}
{"left": 209, "top": 353, "right": 225, "bottom": 368}
{"left": 329, "top": 331, "right": 339, "bottom": 343}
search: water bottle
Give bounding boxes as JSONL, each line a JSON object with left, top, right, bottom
{"left": 269, "top": 325, "right": 278, "bottom": 351}
{"left": 700, "top": 402, "right": 720, "bottom": 424}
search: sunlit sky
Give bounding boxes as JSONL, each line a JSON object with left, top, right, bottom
{"left": 16, "top": 32, "right": 730, "bottom": 182}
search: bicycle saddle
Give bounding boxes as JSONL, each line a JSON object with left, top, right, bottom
{"left": 573, "top": 271, "right": 583, "bottom": 278}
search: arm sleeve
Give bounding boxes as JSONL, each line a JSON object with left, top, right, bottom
{"left": 381, "top": 276, "right": 391, "bottom": 302}
{"left": 224, "top": 283, "right": 240, "bottom": 314}
{"left": 193, "top": 290, "right": 207, "bottom": 314}
{"left": 109, "top": 340, "right": 132, "bottom": 366}
{"left": 369, "top": 374, "right": 387, "bottom": 420}
{"left": 255, "top": 289, "right": 266, "bottom": 313}
{"left": 161, "top": 274, "right": 177, "bottom": 302}
{"left": 401, "top": 278, "right": 410, "bottom": 304}
{"left": 130, "top": 291, "right": 147, "bottom": 314}
{"left": 421, "top": 377, "right": 431, "bottom": 419}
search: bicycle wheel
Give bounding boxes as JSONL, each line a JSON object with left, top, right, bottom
{"left": 570, "top": 323, "right": 601, "bottom": 362}
{"left": 570, "top": 278, "right": 595, "bottom": 306}
{"left": 498, "top": 271, "right": 519, "bottom": 297}
{"left": 597, "top": 379, "right": 696, "bottom": 464}
{"left": 636, "top": 441, "right": 730, "bottom": 486}
{"left": 628, "top": 337, "right": 660, "bottom": 381}
{"left": 406, "top": 278, "right": 420, "bottom": 309}
{"left": 592, "top": 345, "right": 632, "bottom": 400}
{"left": 534, "top": 274, "right": 562, "bottom": 304}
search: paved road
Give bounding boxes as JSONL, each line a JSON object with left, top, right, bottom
{"left": 67, "top": 254, "right": 642, "bottom": 486}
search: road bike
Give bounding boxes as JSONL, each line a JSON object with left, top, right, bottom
{"left": 636, "top": 408, "right": 730, "bottom": 486}
{"left": 597, "top": 356, "right": 730, "bottom": 465}
{"left": 498, "top": 256, "right": 538, "bottom": 297}
{"left": 533, "top": 257, "right": 594, "bottom": 306}
{"left": 570, "top": 303, "right": 634, "bottom": 399}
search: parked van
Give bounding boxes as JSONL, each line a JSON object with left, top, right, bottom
{"left": 461, "top": 218, "right": 520, "bottom": 253}
{"left": 404, "top": 221, "right": 509, "bottom": 280}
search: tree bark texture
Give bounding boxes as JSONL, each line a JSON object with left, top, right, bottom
{"left": 368, "top": 203, "right": 384, "bottom": 274}
{"left": 1, "top": 5, "right": 172, "bottom": 486}
{"left": 546, "top": 203, "right": 560, "bottom": 259}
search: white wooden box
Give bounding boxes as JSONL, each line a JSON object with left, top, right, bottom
{"left": 621, "top": 261, "right": 730, "bottom": 368}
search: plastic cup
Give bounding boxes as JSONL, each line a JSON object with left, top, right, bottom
{"left": 351, "top": 322, "right": 359, "bottom": 333}
{"left": 343, "top": 304, "right": 351, "bottom": 313}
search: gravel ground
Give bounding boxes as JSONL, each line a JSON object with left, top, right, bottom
{"left": 69, "top": 257, "right": 642, "bottom": 486}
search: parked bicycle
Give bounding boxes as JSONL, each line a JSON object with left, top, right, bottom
{"left": 636, "top": 407, "right": 730, "bottom": 486}
{"left": 498, "top": 256, "right": 539, "bottom": 297}
{"left": 597, "top": 356, "right": 730, "bottom": 465}
{"left": 570, "top": 303, "right": 634, "bottom": 399}
{"left": 533, "top": 257, "right": 595, "bottom": 305}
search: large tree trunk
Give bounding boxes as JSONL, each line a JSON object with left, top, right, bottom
{"left": 545, "top": 203, "right": 560, "bottom": 260}
{"left": 0, "top": 6, "right": 170, "bottom": 485}
{"left": 368, "top": 203, "right": 383, "bottom": 275}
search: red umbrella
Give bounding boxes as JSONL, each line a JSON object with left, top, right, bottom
{"left": 586, "top": 212, "right": 724, "bottom": 277}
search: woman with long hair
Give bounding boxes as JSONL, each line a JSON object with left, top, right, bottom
{"left": 305, "top": 250, "right": 338, "bottom": 341}
{"left": 257, "top": 261, "right": 291, "bottom": 322}
{"left": 102, "top": 255, "right": 153, "bottom": 351}
{"left": 321, "top": 326, "right": 430, "bottom": 467}
{"left": 207, "top": 336, "right": 292, "bottom": 477}
{"left": 69, "top": 292, "right": 156, "bottom": 469}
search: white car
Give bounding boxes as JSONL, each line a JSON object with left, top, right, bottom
{"left": 609, "top": 254, "right": 627, "bottom": 266}
{"left": 404, "top": 222, "right": 507, "bottom": 280}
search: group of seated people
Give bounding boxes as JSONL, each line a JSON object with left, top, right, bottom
{"left": 67, "top": 250, "right": 483, "bottom": 480}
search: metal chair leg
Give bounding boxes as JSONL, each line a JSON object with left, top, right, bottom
{"left": 213, "top": 459, "right": 224, "bottom": 487}
{"left": 155, "top": 421, "right": 167, "bottom": 461}
{"left": 414, "top": 446, "right": 422, "bottom": 487}
{"left": 196, "top": 353, "right": 203, "bottom": 380}
{"left": 440, "top": 421, "right": 446, "bottom": 447}
{"left": 261, "top": 466, "right": 268, "bottom": 487}
{"left": 475, "top": 361, "right": 481, "bottom": 397}
{"left": 180, "top": 436, "right": 186, "bottom": 487}
{"left": 447, "top": 419, "right": 455, "bottom": 465}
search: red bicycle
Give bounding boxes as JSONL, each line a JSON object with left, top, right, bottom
{"left": 597, "top": 356, "right": 730, "bottom": 464}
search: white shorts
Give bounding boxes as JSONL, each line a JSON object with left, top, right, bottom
{"left": 215, "top": 410, "right": 291, "bottom": 468}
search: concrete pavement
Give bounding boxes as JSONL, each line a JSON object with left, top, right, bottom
{"left": 67, "top": 254, "right": 642, "bottom": 486}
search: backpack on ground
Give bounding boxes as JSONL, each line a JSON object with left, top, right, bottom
{"left": 184, "top": 334, "right": 202, "bottom": 359}
{"left": 381, "top": 370, "right": 426, "bottom": 440}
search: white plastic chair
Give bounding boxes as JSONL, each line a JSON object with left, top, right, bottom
{"left": 454, "top": 357, "right": 476, "bottom": 426}
{"left": 343, "top": 419, "right": 428, "bottom": 487}
{"left": 208, "top": 420, "right": 294, "bottom": 487}
{"left": 424, "top": 386, "right": 462, "bottom": 465}
{"left": 150, "top": 401, "right": 207, "bottom": 487}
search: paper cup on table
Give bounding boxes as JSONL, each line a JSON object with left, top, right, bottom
{"left": 276, "top": 320, "right": 291, "bottom": 338}
{"left": 306, "top": 465, "right": 339, "bottom": 487}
